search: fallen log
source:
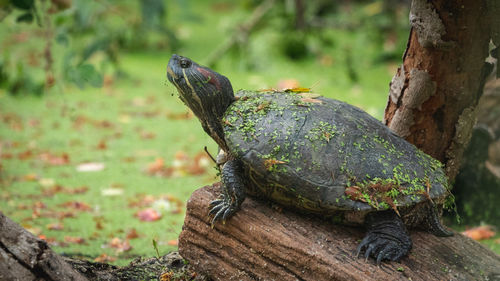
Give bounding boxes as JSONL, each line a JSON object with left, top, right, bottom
{"left": 0, "top": 211, "right": 203, "bottom": 281}
{"left": 179, "top": 183, "right": 500, "bottom": 281}
{"left": 0, "top": 211, "right": 88, "bottom": 281}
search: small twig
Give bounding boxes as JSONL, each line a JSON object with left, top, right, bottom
{"left": 204, "top": 146, "right": 217, "bottom": 165}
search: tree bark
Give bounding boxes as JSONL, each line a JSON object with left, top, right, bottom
{"left": 179, "top": 184, "right": 500, "bottom": 281}
{"left": 0, "top": 212, "right": 88, "bottom": 281}
{"left": 383, "top": 0, "right": 496, "bottom": 179}
{"left": 0, "top": 211, "right": 204, "bottom": 281}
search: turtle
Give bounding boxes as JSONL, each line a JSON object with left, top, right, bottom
{"left": 166, "top": 54, "right": 453, "bottom": 264}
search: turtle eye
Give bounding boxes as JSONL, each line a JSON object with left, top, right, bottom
{"left": 179, "top": 58, "right": 192, "bottom": 68}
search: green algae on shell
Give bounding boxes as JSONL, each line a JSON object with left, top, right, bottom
{"left": 222, "top": 90, "right": 450, "bottom": 218}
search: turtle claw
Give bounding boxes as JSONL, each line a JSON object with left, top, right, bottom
{"left": 209, "top": 194, "right": 239, "bottom": 226}
{"left": 357, "top": 211, "right": 412, "bottom": 264}
{"left": 357, "top": 233, "right": 409, "bottom": 264}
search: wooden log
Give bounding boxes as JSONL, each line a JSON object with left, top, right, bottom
{"left": 179, "top": 184, "right": 500, "bottom": 281}
{"left": 0, "top": 211, "right": 88, "bottom": 281}
{"left": 0, "top": 211, "right": 202, "bottom": 281}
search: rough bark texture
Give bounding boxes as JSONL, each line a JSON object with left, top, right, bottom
{"left": 0, "top": 211, "right": 205, "bottom": 281}
{"left": 383, "top": 0, "right": 495, "bottom": 179}
{"left": 179, "top": 184, "right": 500, "bottom": 281}
{"left": 0, "top": 211, "right": 88, "bottom": 281}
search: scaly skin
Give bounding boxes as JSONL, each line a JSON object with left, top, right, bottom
{"left": 357, "top": 210, "right": 412, "bottom": 264}
{"left": 209, "top": 159, "right": 246, "bottom": 225}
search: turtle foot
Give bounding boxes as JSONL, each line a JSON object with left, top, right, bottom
{"left": 356, "top": 211, "right": 412, "bottom": 264}
{"left": 208, "top": 195, "right": 239, "bottom": 226}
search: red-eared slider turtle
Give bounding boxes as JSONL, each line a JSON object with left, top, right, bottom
{"left": 166, "top": 54, "right": 453, "bottom": 264}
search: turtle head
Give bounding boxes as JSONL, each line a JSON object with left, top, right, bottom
{"left": 167, "top": 54, "right": 234, "bottom": 150}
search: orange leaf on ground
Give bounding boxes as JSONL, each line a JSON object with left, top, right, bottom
{"left": 462, "top": 225, "right": 496, "bottom": 241}
{"left": 136, "top": 208, "right": 162, "bottom": 222}
{"left": 17, "top": 150, "right": 34, "bottom": 160}
{"left": 97, "top": 140, "right": 107, "bottom": 150}
{"left": 39, "top": 152, "right": 70, "bottom": 165}
{"left": 93, "top": 216, "right": 105, "bottom": 230}
{"left": 166, "top": 110, "right": 193, "bottom": 120}
{"left": 23, "top": 173, "right": 38, "bottom": 181}
{"left": 64, "top": 236, "right": 86, "bottom": 244}
{"left": 42, "top": 185, "right": 89, "bottom": 196}
{"left": 59, "top": 201, "right": 92, "bottom": 211}
{"left": 46, "top": 222, "right": 64, "bottom": 230}
{"left": 109, "top": 237, "right": 132, "bottom": 252}
{"left": 167, "top": 239, "right": 178, "bottom": 246}
{"left": 126, "top": 228, "right": 140, "bottom": 239}
{"left": 146, "top": 158, "right": 168, "bottom": 175}
{"left": 94, "top": 253, "right": 116, "bottom": 263}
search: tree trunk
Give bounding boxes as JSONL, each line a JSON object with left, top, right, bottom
{"left": 383, "top": 0, "right": 496, "bottom": 180}
{"left": 179, "top": 184, "right": 500, "bottom": 281}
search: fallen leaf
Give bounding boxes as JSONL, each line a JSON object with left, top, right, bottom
{"left": 93, "top": 216, "right": 105, "bottom": 230}
{"left": 160, "top": 271, "right": 174, "bottom": 281}
{"left": 101, "top": 188, "right": 124, "bottom": 196}
{"left": 167, "top": 239, "right": 178, "bottom": 246}
{"left": 344, "top": 186, "right": 365, "bottom": 201}
{"left": 64, "top": 236, "right": 86, "bottom": 244}
{"left": 147, "top": 158, "right": 166, "bottom": 174}
{"left": 128, "top": 194, "right": 156, "bottom": 208}
{"left": 140, "top": 131, "right": 156, "bottom": 139}
{"left": 263, "top": 159, "right": 286, "bottom": 170}
{"left": 58, "top": 201, "right": 92, "bottom": 211}
{"left": 23, "top": 173, "right": 38, "bottom": 181}
{"left": 97, "top": 140, "right": 107, "bottom": 150}
{"left": 76, "top": 162, "right": 105, "bottom": 172}
{"left": 39, "top": 152, "right": 70, "bottom": 165}
{"left": 47, "top": 222, "right": 64, "bottom": 230}
{"left": 39, "top": 178, "right": 56, "bottom": 187}
{"left": 108, "top": 237, "right": 132, "bottom": 252}
{"left": 18, "top": 150, "right": 34, "bottom": 160}
{"left": 126, "top": 228, "right": 140, "bottom": 239}
{"left": 166, "top": 111, "right": 193, "bottom": 120}
{"left": 94, "top": 253, "right": 116, "bottom": 263}
{"left": 135, "top": 208, "right": 162, "bottom": 222}
{"left": 462, "top": 225, "right": 496, "bottom": 241}
{"left": 42, "top": 185, "right": 88, "bottom": 196}
{"left": 286, "top": 87, "right": 312, "bottom": 93}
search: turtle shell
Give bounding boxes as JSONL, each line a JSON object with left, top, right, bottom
{"left": 222, "top": 90, "right": 449, "bottom": 216}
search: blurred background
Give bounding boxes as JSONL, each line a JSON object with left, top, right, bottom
{"left": 0, "top": 0, "right": 498, "bottom": 265}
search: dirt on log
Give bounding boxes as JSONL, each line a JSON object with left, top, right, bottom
{"left": 179, "top": 184, "right": 500, "bottom": 281}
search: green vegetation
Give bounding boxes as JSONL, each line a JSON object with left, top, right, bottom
{"left": 1, "top": 0, "right": 498, "bottom": 266}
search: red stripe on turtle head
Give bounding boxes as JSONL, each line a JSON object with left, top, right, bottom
{"left": 196, "top": 67, "right": 221, "bottom": 91}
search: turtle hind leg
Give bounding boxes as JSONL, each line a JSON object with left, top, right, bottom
{"left": 423, "top": 204, "right": 454, "bottom": 237}
{"left": 357, "top": 210, "right": 412, "bottom": 264}
{"left": 209, "top": 159, "right": 246, "bottom": 226}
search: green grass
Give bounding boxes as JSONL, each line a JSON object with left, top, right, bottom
{"left": 0, "top": 47, "right": 394, "bottom": 265}
{"left": 1, "top": 1, "right": 498, "bottom": 266}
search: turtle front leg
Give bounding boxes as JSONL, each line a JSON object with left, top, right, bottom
{"left": 356, "top": 210, "right": 412, "bottom": 264}
{"left": 209, "top": 159, "right": 246, "bottom": 225}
